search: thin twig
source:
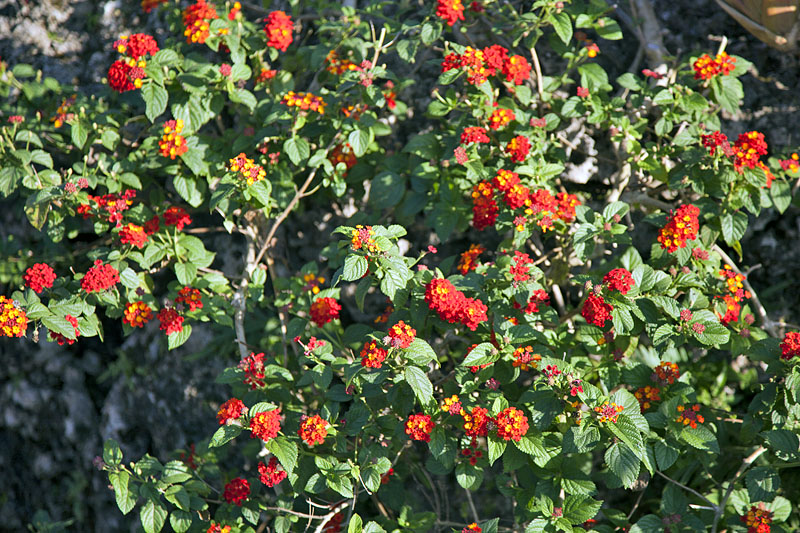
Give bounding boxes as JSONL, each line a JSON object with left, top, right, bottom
{"left": 656, "top": 471, "right": 717, "bottom": 508}
{"left": 529, "top": 46, "right": 545, "bottom": 103}
{"left": 465, "top": 488, "right": 480, "bottom": 524}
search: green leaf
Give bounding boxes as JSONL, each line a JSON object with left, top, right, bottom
{"left": 348, "top": 514, "right": 363, "bottom": 533}
{"left": 161, "top": 460, "right": 193, "bottom": 483}
{"left": 140, "top": 500, "right": 167, "bottom": 533}
{"left": 284, "top": 137, "right": 310, "bottom": 166}
{"left": 630, "top": 514, "right": 662, "bottom": 533}
{"left": 248, "top": 179, "right": 272, "bottom": 207}
{"left": 169, "top": 511, "right": 192, "bottom": 533}
{"left": 455, "top": 462, "right": 483, "bottom": 490}
{"left": 420, "top": 21, "right": 441, "bottom": 45}
{"left": 606, "top": 414, "right": 645, "bottom": 458}
{"left": 71, "top": 120, "right": 88, "bottom": 149}
{"left": 488, "top": 437, "right": 507, "bottom": 466}
{"left": 770, "top": 180, "right": 791, "bottom": 214}
{"left": 694, "top": 321, "right": 730, "bottom": 346}
{"left": 404, "top": 366, "right": 433, "bottom": 405}
{"left": 564, "top": 494, "right": 602, "bottom": 523}
{"left": 462, "top": 342, "right": 497, "bottom": 367}
{"left": 720, "top": 211, "right": 748, "bottom": 246}
{"left": 110, "top": 471, "right": 136, "bottom": 515}
{"left": 142, "top": 83, "right": 168, "bottom": 123}
{"left": 654, "top": 440, "right": 679, "bottom": 470}
{"left": 167, "top": 324, "right": 192, "bottom": 350}
{"left": 42, "top": 315, "right": 77, "bottom": 339}
{"left": 343, "top": 255, "right": 368, "bottom": 281}
{"left": 551, "top": 12, "right": 573, "bottom": 44}
{"left": 266, "top": 436, "right": 298, "bottom": 474}
{"left": 172, "top": 174, "right": 204, "bottom": 207}
{"left": 229, "top": 88, "right": 257, "bottom": 111}
{"left": 746, "top": 466, "right": 780, "bottom": 502}
{"left": 717, "top": 76, "right": 743, "bottom": 113}
{"left": 348, "top": 128, "right": 371, "bottom": 157}
{"left": 174, "top": 262, "right": 197, "bottom": 285}
{"left": 605, "top": 442, "right": 640, "bottom": 488}
{"left": 209, "top": 424, "right": 242, "bottom": 448}
{"left": 404, "top": 338, "right": 437, "bottom": 365}
{"left": 119, "top": 267, "right": 140, "bottom": 290}
{"left": 103, "top": 438, "right": 123, "bottom": 466}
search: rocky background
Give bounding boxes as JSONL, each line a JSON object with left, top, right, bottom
{"left": 1, "top": 0, "right": 799, "bottom": 531}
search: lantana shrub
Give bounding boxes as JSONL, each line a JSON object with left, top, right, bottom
{"left": 2, "top": 1, "right": 800, "bottom": 533}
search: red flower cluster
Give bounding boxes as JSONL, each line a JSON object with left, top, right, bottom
{"left": 676, "top": 404, "right": 704, "bottom": 429}
{"left": 634, "top": 386, "right": 661, "bottom": 410}
{"left": 489, "top": 107, "right": 515, "bottom": 130}
{"left": 108, "top": 60, "right": 146, "bottom": 93}
{"left": 223, "top": 477, "right": 249, "bottom": 506}
{"left": 461, "top": 126, "right": 490, "bottom": 145}
{"left": 159, "top": 119, "right": 188, "bottom": 160}
{"left": 462, "top": 406, "right": 491, "bottom": 437}
{"left": 603, "top": 268, "right": 635, "bottom": 294}
{"left": 577, "top": 86, "right": 589, "bottom": 98}
{"left": 239, "top": 352, "right": 267, "bottom": 389}
{"left": 780, "top": 332, "right": 800, "bottom": 361}
{"left": 298, "top": 414, "right": 328, "bottom": 446}
{"left": 250, "top": 408, "right": 282, "bottom": 442}
{"left": 436, "top": 0, "right": 465, "bottom": 26}
{"left": 510, "top": 251, "right": 534, "bottom": 282}
{"left": 462, "top": 523, "right": 482, "bottom": 533}
{"left": 741, "top": 505, "right": 773, "bottom": 533}
{"left": 441, "top": 45, "right": 530, "bottom": 85}
{"left": 0, "top": 296, "right": 27, "bottom": 338}
{"left": 176, "top": 286, "right": 203, "bottom": 312}
{"left": 405, "top": 413, "right": 435, "bottom": 442}
{"left": 113, "top": 34, "right": 158, "bottom": 60}
{"left": 142, "top": 0, "right": 166, "bottom": 13}
{"left": 495, "top": 406, "right": 529, "bottom": 441}
{"left": 123, "top": 301, "right": 153, "bottom": 328}
{"left": 360, "top": 340, "right": 387, "bottom": 368}
{"left": 515, "top": 289, "right": 550, "bottom": 314}
{"left": 594, "top": 402, "right": 624, "bottom": 423}
{"left": 424, "top": 278, "right": 488, "bottom": 331}
{"left": 49, "top": 314, "right": 80, "bottom": 346}
{"left": 471, "top": 180, "right": 498, "bottom": 230}
{"left": 457, "top": 244, "right": 484, "bottom": 274}
{"left": 693, "top": 51, "right": 736, "bottom": 80}
{"left": 206, "top": 524, "right": 231, "bottom": 533}
{"left": 78, "top": 189, "right": 137, "bottom": 226}
{"left": 81, "top": 260, "right": 120, "bottom": 293}
{"left": 217, "top": 398, "right": 246, "bottom": 425}
{"left": 264, "top": 11, "right": 293, "bottom": 51}
{"left": 183, "top": 0, "right": 218, "bottom": 44}
{"left": 581, "top": 293, "right": 613, "bottom": 327}
{"left": 118, "top": 223, "right": 147, "bottom": 249}
{"left": 164, "top": 206, "right": 192, "bottom": 230}
{"left": 780, "top": 152, "right": 799, "bottom": 173}
{"left": 310, "top": 297, "right": 341, "bottom": 327}
{"left": 157, "top": 308, "right": 183, "bottom": 335}
{"left": 386, "top": 320, "right": 416, "bottom": 349}
{"left": 505, "top": 135, "right": 531, "bottom": 162}
{"left": 701, "top": 131, "right": 733, "bottom": 157}
{"left": 652, "top": 361, "right": 680, "bottom": 385}
{"left": 732, "top": 131, "right": 768, "bottom": 173}
{"left": 657, "top": 204, "right": 701, "bottom": 253}
{"left": 329, "top": 144, "right": 358, "bottom": 173}
{"left": 258, "top": 457, "right": 287, "bottom": 487}
{"left": 24, "top": 263, "right": 57, "bottom": 293}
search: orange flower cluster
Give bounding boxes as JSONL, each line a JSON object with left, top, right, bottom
{"left": 298, "top": 414, "right": 328, "bottom": 446}
{"left": 118, "top": 223, "right": 147, "bottom": 248}
{"left": 326, "top": 50, "right": 359, "bottom": 74}
{"left": 228, "top": 153, "right": 266, "bottom": 186}
{"left": 281, "top": 91, "right": 327, "bottom": 114}
{"left": 594, "top": 402, "right": 624, "bottom": 423}
{"left": 652, "top": 361, "right": 680, "bottom": 385}
{"left": 462, "top": 406, "right": 490, "bottom": 437}
{"left": 634, "top": 386, "right": 660, "bottom": 410}
{"left": 457, "top": 244, "right": 484, "bottom": 274}
{"left": 461, "top": 126, "right": 490, "bottom": 145}
{"left": 386, "top": 320, "right": 416, "bottom": 349}
{"left": 462, "top": 523, "right": 482, "bottom": 533}
{"left": 164, "top": 206, "right": 192, "bottom": 230}
{"left": 250, "top": 408, "right": 282, "bottom": 442}
{"left": 657, "top": 204, "right": 700, "bottom": 253}
{"left": 159, "top": 119, "right": 188, "bottom": 160}
{"left": 264, "top": 11, "right": 293, "bottom": 52}
{"left": 424, "top": 277, "right": 488, "bottom": 331}
{"left": 488, "top": 107, "right": 515, "bottom": 130}
{"left": 51, "top": 96, "right": 76, "bottom": 128}
{"left": 361, "top": 341, "right": 387, "bottom": 368}
{"left": 123, "top": 301, "right": 153, "bottom": 328}
{"left": 441, "top": 44, "right": 530, "bottom": 85}
{"left": 676, "top": 404, "right": 704, "bottom": 429}
{"left": 405, "top": 413, "right": 435, "bottom": 442}
{"left": 581, "top": 294, "right": 613, "bottom": 327}
{"left": 182, "top": 0, "right": 218, "bottom": 44}
{"left": 495, "top": 407, "right": 529, "bottom": 441}
{"left": 441, "top": 395, "right": 462, "bottom": 415}
{"left": 505, "top": 135, "right": 531, "bottom": 162}
{"left": 350, "top": 225, "right": 377, "bottom": 253}
{"left": 329, "top": 144, "right": 358, "bottom": 172}
{"left": 436, "top": 0, "right": 465, "bottom": 26}
{"left": 603, "top": 268, "right": 635, "bottom": 295}
{"left": 176, "top": 286, "right": 203, "bottom": 312}
{"left": 693, "top": 51, "right": 736, "bottom": 80}
{"left": 0, "top": 296, "right": 27, "bottom": 337}
{"left": 780, "top": 152, "right": 799, "bottom": 173}
{"left": 780, "top": 331, "right": 800, "bottom": 361}
{"left": 741, "top": 505, "right": 773, "bottom": 533}
{"left": 302, "top": 273, "right": 325, "bottom": 295}
{"left": 207, "top": 524, "right": 232, "bottom": 533}
{"left": 719, "top": 265, "right": 751, "bottom": 300}
{"left": 217, "top": 398, "right": 246, "bottom": 425}
{"left": 471, "top": 180, "right": 499, "bottom": 230}
{"left": 310, "top": 297, "right": 341, "bottom": 326}
{"left": 512, "top": 345, "right": 541, "bottom": 371}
